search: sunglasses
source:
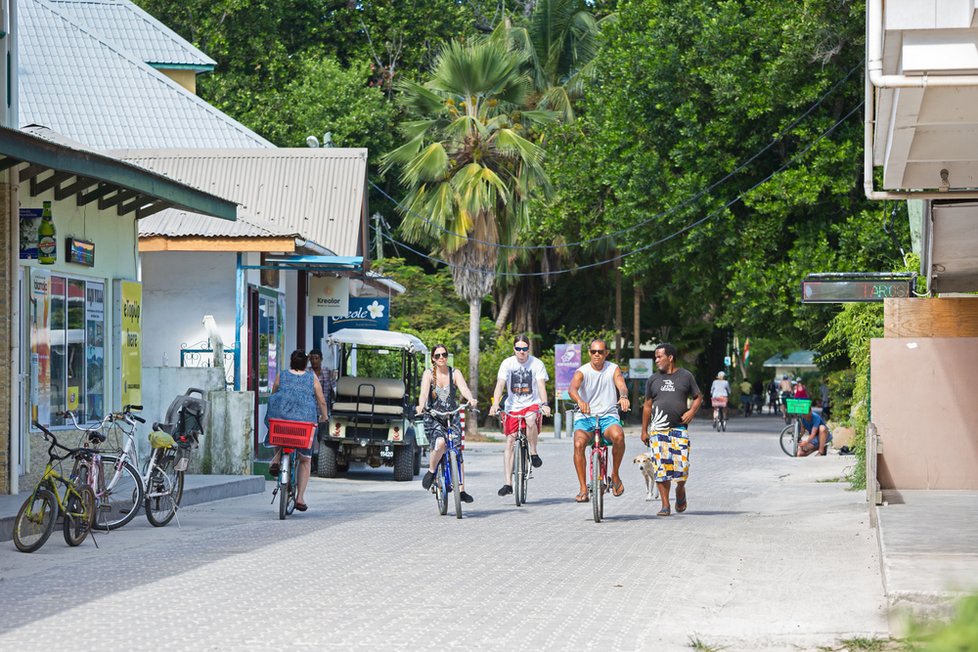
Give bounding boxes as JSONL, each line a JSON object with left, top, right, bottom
{"left": 514, "top": 346, "right": 529, "bottom": 352}
{"left": 590, "top": 349, "right": 607, "bottom": 355}
{"left": 432, "top": 352, "right": 448, "bottom": 359}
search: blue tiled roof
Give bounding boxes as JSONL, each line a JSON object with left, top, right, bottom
{"left": 45, "top": 0, "right": 215, "bottom": 69}
{"left": 762, "top": 350, "right": 818, "bottom": 367}
{"left": 19, "top": 0, "right": 272, "bottom": 149}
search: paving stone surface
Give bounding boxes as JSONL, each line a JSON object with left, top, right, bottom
{"left": 0, "top": 415, "right": 887, "bottom": 651}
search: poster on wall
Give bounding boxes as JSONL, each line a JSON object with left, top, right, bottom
{"left": 20, "top": 207, "right": 43, "bottom": 259}
{"left": 30, "top": 270, "right": 51, "bottom": 424}
{"left": 309, "top": 276, "right": 350, "bottom": 317}
{"left": 114, "top": 280, "right": 142, "bottom": 406}
{"left": 554, "top": 343, "right": 581, "bottom": 401}
{"left": 86, "top": 282, "right": 105, "bottom": 419}
{"left": 327, "top": 297, "right": 390, "bottom": 332}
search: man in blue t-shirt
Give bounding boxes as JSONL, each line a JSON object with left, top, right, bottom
{"left": 797, "top": 409, "right": 832, "bottom": 456}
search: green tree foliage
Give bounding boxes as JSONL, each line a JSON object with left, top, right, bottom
{"left": 536, "top": 0, "right": 909, "bottom": 356}
{"left": 381, "top": 29, "right": 555, "bottom": 401}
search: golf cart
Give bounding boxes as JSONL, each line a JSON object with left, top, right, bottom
{"left": 318, "top": 328, "right": 426, "bottom": 481}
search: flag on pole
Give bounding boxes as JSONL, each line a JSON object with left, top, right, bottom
{"left": 743, "top": 338, "right": 751, "bottom": 368}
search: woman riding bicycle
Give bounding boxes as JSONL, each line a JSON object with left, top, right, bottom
{"left": 710, "top": 371, "right": 730, "bottom": 424}
{"left": 266, "top": 350, "right": 329, "bottom": 513}
{"left": 417, "top": 344, "right": 477, "bottom": 503}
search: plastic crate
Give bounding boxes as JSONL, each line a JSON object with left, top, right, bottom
{"left": 785, "top": 398, "right": 812, "bottom": 416}
{"left": 267, "top": 418, "right": 316, "bottom": 449}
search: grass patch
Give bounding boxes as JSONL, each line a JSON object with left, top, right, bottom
{"left": 687, "top": 635, "right": 723, "bottom": 651}
{"left": 463, "top": 432, "right": 502, "bottom": 443}
{"left": 816, "top": 476, "right": 844, "bottom": 483}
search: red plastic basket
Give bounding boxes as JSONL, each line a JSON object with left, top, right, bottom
{"left": 267, "top": 418, "right": 316, "bottom": 449}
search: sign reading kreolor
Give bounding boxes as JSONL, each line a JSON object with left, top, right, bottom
{"left": 309, "top": 276, "right": 350, "bottom": 317}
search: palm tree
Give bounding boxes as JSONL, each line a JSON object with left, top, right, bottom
{"left": 381, "top": 33, "right": 555, "bottom": 410}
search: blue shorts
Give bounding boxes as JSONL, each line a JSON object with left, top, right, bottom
{"left": 574, "top": 415, "right": 622, "bottom": 445}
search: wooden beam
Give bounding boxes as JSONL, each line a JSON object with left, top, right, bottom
{"left": 884, "top": 297, "right": 978, "bottom": 337}
{"left": 77, "top": 183, "right": 114, "bottom": 206}
{"left": 18, "top": 164, "right": 45, "bottom": 183}
{"left": 55, "top": 176, "right": 98, "bottom": 201}
{"left": 31, "top": 171, "right": 73, "bottom": 196}
{"left": 0, "top": 157, "right": 19, "bottom": 172}
{"left": 139, "top": 236, "right": 297, "bottom": 253}
{"left": 98, "top": 188, "right": 139, "bottom": 211}
{"left": 118, "top": 194, "right": 151, "bottom": 216}
{"left": 136, "top": 200, "right": 168, "bottom": 220}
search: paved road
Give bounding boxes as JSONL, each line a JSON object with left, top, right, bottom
{"left": 0, "top": 415, "right": 887, "bottom": 651}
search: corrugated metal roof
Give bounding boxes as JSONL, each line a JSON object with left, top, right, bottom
{"left": 114, "top": 149, "right": 368, "bottom": 255}
{"left": 138, "top": 211, "right": 297, "bottom": 239}
{"left": 45, "top": 0, "right": 215, "bottom": 68}
{"left": 19, "top": 0, "right": 272, "bottom": 149}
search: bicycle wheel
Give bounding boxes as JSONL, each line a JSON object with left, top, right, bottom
{"left": 13, "top": 488, "right": 57, "bottom": 553}
{"left": 720, "top": 411, "right": 727, "bottom": 432}
{"left": 278, "top": 454, "right": 292, "bottom": 520}
{"left": 513, "top": 439, "right": 524, "bottom": 507}
{"left": 63, "top": 486, "right": 96, "bottom": 546}
{"left": 145, "top": 451, "right": 183, "bottom": 527}
{"left": 93, "top": 455, "right": 144, "bottom": 530}
{"left": 449, "top": 450, "right": 462, "bottom": 519}
{"left": 590, "top": 448, "right": 603, "bottom": 523}
{"left": 519, "top": 444, "right": 529, "bottom": 505}
{"left": 435, "top": 460, "right": 448, "bottom": 516}
{"left": 779, "top": 424, "right": 798, "bottom": 457}
{"left": 287, "top": 453, "right": 298, "bottom": 515}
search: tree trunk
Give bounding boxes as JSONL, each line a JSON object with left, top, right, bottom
{"left": 495, "top": 286, "right": 517, "bottom": 333}
{"left": 633, "top": 282, "right": 641, "bottom": 358}
{"left": 468, "top": 297, "right": 480, "bottom": 436}
{"left": 615, "top": 260, "right": 623, "bottom": 360}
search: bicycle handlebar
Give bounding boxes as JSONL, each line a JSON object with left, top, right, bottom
{"left": 32, "top": 421, "right": 96, "bottom": 462}
{"left": 422, "top": 405, "right": 479, "bottom": 418}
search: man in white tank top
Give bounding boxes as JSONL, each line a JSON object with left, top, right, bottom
{"left": 568, "top": 339, "right": 631, "bottom": 503}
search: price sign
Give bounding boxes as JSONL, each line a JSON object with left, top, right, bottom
{"left": 801, "top": 277, "right": 914, "bottom": 303}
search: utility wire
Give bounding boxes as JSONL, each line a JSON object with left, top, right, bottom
{"left": 372, "top": 100, "right": 864, "bottom": 277}
{"left": 372, "top": 61, "right": 864, "bottom": 252}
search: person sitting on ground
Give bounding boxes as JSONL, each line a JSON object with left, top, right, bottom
{"left": 796, "top": 406, "right": 832, "bottom": 457}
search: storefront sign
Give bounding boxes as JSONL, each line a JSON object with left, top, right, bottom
{"left": 309, "top": 276, "right": 350, "bottom": 317}
{"left": 20, "top": 207, "right": 43, "bottom": 259}
{"left": 327, "top": 297, "right": 389, "bottom": 332}
{"left": 115, "top": 280, "right": 142, "bottom": 406}
{"left": 554, "top": 344, "right": 581, "bottom": 400}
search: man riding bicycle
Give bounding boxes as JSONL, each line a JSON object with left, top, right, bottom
{"left": 489, "top": 334, "right": 551, "bottom": 497}
{"left": 568, "top": 339, "right": 630, "bottom": 503}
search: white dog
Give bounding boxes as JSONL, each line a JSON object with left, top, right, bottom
{"left": 633, "top": 453, "right": 657, "bottom": 501}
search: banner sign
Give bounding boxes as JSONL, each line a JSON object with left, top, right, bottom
{"left": 555, "top": 344, "right": 581, "bottom": 400}
{"left": 628, "top": 358, "right": 654, "bottom": 379}
{"left": 30, "top": 270, "right": 51, "bottom": 423}
{"left": 327, "top": 297, "right": 390, "bottom": 332}
{"left": 309, "top": 276, "right": 350, "bottom": 317}
{"left": 115, "top": 280, "right": 142, "bottom": 406}
{"left": 20, "top": 207, "right": 43, "bottom": 259}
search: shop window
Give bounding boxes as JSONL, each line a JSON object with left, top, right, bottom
{"left": 39, "top": 274, "right": 105, "bottom": 426}
{"left": 257, "top": 294, "right": 280, "bottom": 395}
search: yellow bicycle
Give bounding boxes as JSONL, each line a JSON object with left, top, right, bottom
{"left": 13, "top": 422, "right": 97, "bottom": 553}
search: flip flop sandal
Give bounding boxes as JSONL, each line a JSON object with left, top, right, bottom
{"left": 657, "top": 506, "right": 671, "bottom": 517}
{"left": 676, "top": 498, "right": 687, "bottom": 513}
{"left": 612, "top": 480, "right": 625, "bottom": 497}
{"left": 295, "top": 502, "right": 308, "bottom": 512}
{"left": 575, "top": 491, "right": 589, "bottom": 503}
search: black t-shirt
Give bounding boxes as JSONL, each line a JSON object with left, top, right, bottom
{"left": 644, "top": 368, "right": 701, "bottom": 429}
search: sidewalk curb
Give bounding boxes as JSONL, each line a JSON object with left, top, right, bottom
{"left": 0, "top": 474, "right": 265, "bottom": 543}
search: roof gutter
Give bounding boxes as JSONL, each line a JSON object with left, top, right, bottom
{"left": 864, "top": 0, "right": 978, "bottom": 200}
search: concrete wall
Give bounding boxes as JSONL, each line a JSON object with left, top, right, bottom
{"left": 140, "top": 251, "right": 237, "bottom": 368}
{"left": 871, "top": 337, "right": 978, "bottom": 489}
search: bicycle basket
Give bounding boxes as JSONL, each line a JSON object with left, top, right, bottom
{"left": 785, "top": 398, "right": 812, "bottom": 415}
{"left": 267, "top": 419, "right": 316, "bottom": 449}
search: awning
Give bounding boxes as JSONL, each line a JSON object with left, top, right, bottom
{"left": 0, "top": 126, "right": 237, "bottom": 221}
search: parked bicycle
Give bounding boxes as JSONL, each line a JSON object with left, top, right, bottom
{"left": 422, "top": 405, "right": 471, "bottom": 519}
{"left": 779, "top": 398, "right": 813, "bottom": 456}
{"left": 13, "top": 423, "right": 96, "bottom": 552}
{"left": 498, "top": 409, "right": 541, "bottom": 507}
{"left": 268, "top": 418, "right": 316, "bottom": 520}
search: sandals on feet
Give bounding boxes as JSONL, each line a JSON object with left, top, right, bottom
{"left": 657, "top": 506, "right": 671, "bottom": 517}
{"left": 676, "top": 497, "right": 687, "bottom": 513}
{"left": 268, "top": 462, "right": 280, "bottom": 477}
{"left": 575, "top": 491, "right": 589, "bottom": 503}
{"left": 612, "top": 479, "right": 625, "bottom": 497}
{"left": 294, "top": 502, "right": 308, "bottom": 512}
